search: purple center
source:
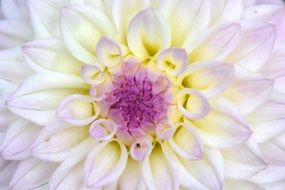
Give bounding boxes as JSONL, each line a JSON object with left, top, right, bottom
{"left": 105, "top": 73, "right": 168, "bottom": 136}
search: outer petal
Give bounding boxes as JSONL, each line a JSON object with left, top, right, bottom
{"left": 227, "top": 21, "right": 276, "bottom": 72}
{"left": 49, "top": 144, "right": 93, "bottom": 190}
{"left": 0, "top": 19, "right": 32, "bottom": 50}
{"left": 222, "top": 138, "right": 266, "bottom": 179}
{"left": 190, "top": 23, "right": 241, "bottom": 62}
{"left": 259, "top": 133, "right": 285, "bottom": 165}
{"left": 248, "top": 165, "right": 285, "bottom": 184}
{"left": 28, "top": 0, "right": 62, "bottom": 38}
{"left": 22, "top": 39, "right": 83, "bottom": 75}
{"left": 179, "top": 149, "right": 224, "bottom": 190}
{"left": 0, "top": 158, "right": 18, "bottom": 189}
{"left": 224, "top": 180, "right": 265, "bottom": 190}
{"left": 169, "top": 122, "right": 203, "bottom": 160}
{"left": 56, "top": 94, "right": 100, "bottom": 126}
{"left": 61, "top": 5, "right": 115, "bottom": 67}
{"left": 84, "top": 140, "right": 128, "bottom": 188}
{"left": 9, "top": 158, "right": 58, "bottom": 190}
{"left": 223, "top": 66, "right": 274, "bottom": 114}
{"left": 1, "top": 119, "right": 39, "bottom": 160}
{"left": 119, "top": 157, "right": 146, "bottom": 190}
{"left": 193, "top": 98, "right": 252, "bottom": 148}
{"left": 142, "top": 143, "right": 179, "bottom": 190}
{"left": 32, "top": 121, "right": 92, "bottom": 162}
{"left": 1, "top": 0, "right": 28, "bottom": 19}
{"left": 127, "top": 8, "right": 171, "bottom": 58}
{"left": 178, "top": 61, "right": 235, "bottom": 97}
{"left": 7, "top": 73, "right": 88, "bottom": 125}
{"left": 247, "top": 90, "right": 285, "bottom": 142}
{"left": 0, "top": 47, "right": 33, "bottom": 83}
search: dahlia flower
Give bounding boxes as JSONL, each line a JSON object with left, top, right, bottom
{"left": 0, "top": 0, "right": 285, "bottom": 189}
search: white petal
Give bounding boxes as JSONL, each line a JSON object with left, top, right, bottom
{"left": 223, "top": 66, "right": 274, "bottom": 114}
{"left": 28, "top": 0, "right": 61, "bottom": 38}
{"left": 81, "top": 65, "right": 107, "bottom": 85}
{"left": 0, "top": 47, "right": 33, "bottom": 83}
{"left": 260, "top": 54, "right": 285, "bottom": 79}
{"left": 49, "top": 149, "right": 90, "bottom": 190}
{"left": 249, "top": 165, "right": 285, "bottom": 184}
{"left": 84, "top": 140, "right": 128, "bottom": 188}
{"left": 259, "top": 133, "right": 285, "bottom": 165}
{"left": 89, "top": 119, "right": 117, "bottom": 141}
{"left": 32, "top": 121, "right": 92, "bottom": 162}
{"left": 0, "top": 19, "right": 32, "bottom": 49}
{"left": 0, "top": 158, "right": 18, "bottom": 187}
{"left": 96, "top": 37, "right": 124, "bottom": 68}
{"left": 190, "top": 23, "right": 241, "bottom": 62}
{"left": 178, "top": 61, "right": 235, "bottom": 97}
{"left": 61, "top": 5, "right": 115, "bottom": 66}
{"left": 222, "top": 138, "right": 266, "bottom": 179}
{"left": 1, "top": 0, "right": 28, "bottom": 19}
{"left": 127, "top": 8, "right": 171, "bottom": 58}
{"left": 157, "top": 48, "right": 188, "bottom": 76}
{"left": 227, "top": 21, "right": 276, "bottom": 72}
{"left": 218, "top": 0, "right": 244, "bottom": 23}
{"left": 22, "top": 39, "right": 83, "bottom": 75}
{"left": 57, "top": 94, "right": 100, "bottom": 126}
{"left": 130, "top": 136, "right": 153, "bottom": 161}
{"left": 1, "top": 119, "right": 39, "bottom": 160}
{"left": 193, "top": 98, "right": 252, "bottom": 148}
{"left": 9, "top": 158, "right": 58, "bottom": 190}
{"left": 180, "top": 149, "right": 224, "bottom": 190}
{"left": 169, "top": 122, "right": 203, "bottom": 160}
{"left": 247, "top": 90, "right": 285, "bottom": 142}
{"left": 119, "top": 157, "right": 146, "bottom": 190}
{"left": 142, "top": 143, "right": 179, "bottom": 190}
{"left": 177, "top": 88, "right": 210, "bottom": 120}
{"left": 224, "top": 180, "right": 265, "bottom": 190}
{"left": 7, "top": 73, "right": 88, "bottom": 125}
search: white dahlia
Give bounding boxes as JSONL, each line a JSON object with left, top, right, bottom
{"left": 0, "top": 0, "right": 285, "bottom": 189}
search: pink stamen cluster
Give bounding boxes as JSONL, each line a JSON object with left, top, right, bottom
{"left": 105, "top": 70, "right": 169, "bottom": 139}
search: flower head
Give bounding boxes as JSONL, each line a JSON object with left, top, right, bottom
{"left": 1, "top": 0, "right": 285, "bottom": 190}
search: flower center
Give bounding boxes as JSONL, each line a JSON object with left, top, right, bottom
{"left": 104, "top": 68, "right": 170, "bottom": 143}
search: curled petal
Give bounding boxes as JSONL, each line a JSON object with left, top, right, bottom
{"left": 227, "top": 21, "right": 276, "bottom": 72}
{"left": 81, "top": 65, "right": 107, "bottom": 85}
{"left": 119, "top": 157, "right": 146, "bottom": 190}
{"left": 96, "top": 37, "right": 124, "bottom": 68}
{"left": 61, "top": 5, "right": 115, "bottom": 68}
{"left": 127, "top": 8, "right": 171, "bottom": 58}
{"left": 31, "top": 121, "right": 91, "bottom": 162}
{"left": 156, "top": 121, "right": 174, "bottom": 140}
{"left": 57, "top": 94, "right": 100, "bottom": 126}
{"left": 1, "top": 119, "right": 39, "bottom": 160}
{"left": 177, "top": 88, "right": 210, "bottom": 120}
{"left": 89, "top": 119, "right": 117, "bottom": 141}
{"left": 84, "top": 140, "right": 128, "bottom": 188}
{"left": 190, "top": 23, "right": 241, "bottom": 62}
{"left": 223, "top": 66, "right": 274, "bottom": 114}
{"left": 193, "top": 98, "right": 252, "bottom": 148}
{"left": 22, "top": 39, "right": 83, "bottom": 74}
{"left": 157, "top": 48, "right": 188, "bottom": 76}
{"left": 169, "top": 122, "right": 203, "bottom": 160}
{"left": 130, "top": 136, "right": 153, "bottom": 161}
{"left": 142, "top": 143, "right": 179, "bottom": 190}
{"left": 9, "top": 158, "right": 58, "bottom": 190}
{"left": 178, "top": 61, "right": 235, "bottom": 97}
